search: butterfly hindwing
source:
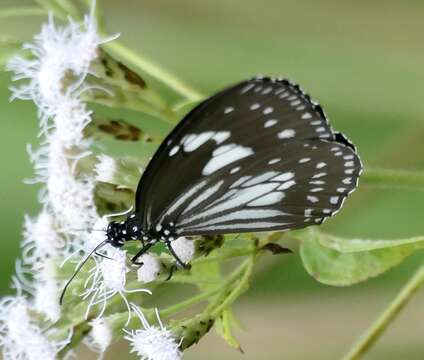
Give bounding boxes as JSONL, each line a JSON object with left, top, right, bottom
{"left": 135, "top": 77, "right": 362, "bottom": 234}
{"left": 157, "top": 138, "right": 361, "bottom": 235}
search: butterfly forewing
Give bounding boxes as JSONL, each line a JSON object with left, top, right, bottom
{"left": 135, "top": 77, "right": 362, "bottom": 234}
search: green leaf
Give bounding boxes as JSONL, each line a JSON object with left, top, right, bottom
{"left": 299, "top": 231, "right": 424, "bottom": 286}
{"left": 215, "top": 308, "right": 243, "bottom": 352}
{"left": 86, "top": 49, "right": 178, "bottom": 124}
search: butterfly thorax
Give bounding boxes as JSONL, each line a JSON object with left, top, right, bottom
{"left": 106, "top": 215, "right": 178, "bottom": 248}
{"left": 106, "top": 214, "right": 144, "bottom": 247}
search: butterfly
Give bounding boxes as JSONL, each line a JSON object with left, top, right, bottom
{"left": 61, "top": 76, "right": 363, "bottom": 304}
{"left": 101, "top": 76, "right": 362, "bottom": 267}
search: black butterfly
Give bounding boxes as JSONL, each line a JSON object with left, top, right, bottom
{"left": 61, "top": 76, "right": 362, "bottom": 303}
{"left": 104, "top": 76, "right": 362, "bottom": 265}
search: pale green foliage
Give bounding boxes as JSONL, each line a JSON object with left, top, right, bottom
{"left": 300, "top": 230, "right": 424, "bottom": 286}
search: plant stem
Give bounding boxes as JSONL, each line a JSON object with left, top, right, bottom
{"left": 103, "top": 40, "right": 205, "bottom": 102}
{"left": 0, "top": 6, "right": 47, "bottom": 18}
{"left": 192, "top": 247, "right": 254, "bottom": 265}
{"left": 210, "top": 257, "right": 254, "bottom": 317}
{"left": 160, "top": 286, "right": 222, "bottom": 318}
{"left": 342, "top": 264, "right": 424, "bottom": 360}
{"left": 362, "top": 168, "right": 424, "bottom": 190}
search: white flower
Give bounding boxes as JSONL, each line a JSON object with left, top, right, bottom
{"left": 22, "top": 210, "right": 65, "bottom": 267}
{"left": 124, "top": 305, "right": 182, "bottom": 360}
{"left": 171, "top": 237, "right": 195, "bottom": 264}
{"left": 0, "top": 296, "right": 71, "bottom": 360}
{"left": 7, "top": 12, "right": 103, "bottom": 129}
{"left": 53, "top": 94, "right": 93, "bottom": 148}
{"left": 137, "top": 254, "right": 161, "bottom": 283}
{"left": 85, "top": 318, "right": 113, "bottom": 357}
{"left": 33, "top": 260, "right": 61, "bottom": 322}
{"left": 95, "top": 154, "right": 117, "bottom": 183}
{"left": 28, "top": 134, "right": 98, "bottom": 250}
{"left": 82, "top": 246, "right": 151, "bottom": 320}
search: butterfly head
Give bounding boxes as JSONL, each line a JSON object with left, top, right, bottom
{"left": 106, "top": 221, "right": 126, "bottom": 247}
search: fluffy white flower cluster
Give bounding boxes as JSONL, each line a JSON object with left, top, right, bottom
{"left": 0, "top": 286, "right": 72, "bottom": 360}
{"left": 124, "top": 305, "right": 182, "bottom": 360}
{"left": 1, "top": 6, "right": 185, "bottom": 360}
{"left": 7, "top": 8, "right": 104, "bottom": 322}
{"left": 1, "top": 9, "right": 121, "bottom": 359}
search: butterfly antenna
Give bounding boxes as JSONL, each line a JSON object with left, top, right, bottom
{"left": 59, "top": 240, "right": 108, "bottom": 305}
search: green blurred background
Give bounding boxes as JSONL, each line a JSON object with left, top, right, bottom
{"left": 1, "top": 0, "right": 424, "bottom": 359}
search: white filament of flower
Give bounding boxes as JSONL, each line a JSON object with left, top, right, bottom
{"left": 81, "top": 246, "right": 151, "bottom": 321}
{"left": 124, "top": 304, "right": 182, "bottom": 360}
{"left": 84, "top": 317, "right": 113, "bottom": 357}
{"left": 0, "top": 295, "right": 72, "bottom": 360}
{"left": 95, "top": 154, "right": 118, "bottom": 184}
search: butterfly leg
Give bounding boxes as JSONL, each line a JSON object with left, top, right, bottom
{"left": 165, "top": 264, "right": 177, "bottom": 281}
{"left": 131, "top": 242, "right": 154, "bottom": 265}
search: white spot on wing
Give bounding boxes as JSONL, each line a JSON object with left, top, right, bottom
{"left": 224, "top": 106, "right": 234, "bottom": 114}
{"left": 163, "top": 180, "right": 208, "bottom": 219}
{"left": 202, "top": 144, "right": 254, "bottom": 175}
{"left": 240, "top": 83, "right": 255, "bottom": 94}
{"left": 330, "top": 196, "right": 339, "bottom": 204}
{"left": 264, "top": 119, "right": 278, "bottom": 128}
{"left": 183, "top": 183, "right": 281, "bottom": 223}
{"left": 183, "top": 180, "right": 224, "bottom": 214}
{"left": 273, "top": 172, "right": 294, "bottom": 182}
{"left": 263, "top": 107, "right": 274, "bottom": 114}
{"left": 248, "top": 192, "right": 285, "bottom": 206}
{"left": 182, "top": 131, "right": 230, "bottom": 152}
{"left": 278, "top": 180, "right": 296, "bottom": 190}
{"left": 242, "top": 172, "right": 280, "bottom": 187}
{"left": 307, "top": 195, "right": 319, "bottom": 203}
{"left": 250, "top": 103, "right": 260, "bottom": 110}
{"left": 302, "top": 113, "right": 312, "bottom": 119}
{"left": 299, "top": 157, "right": 311, "bottom": 164}
{"left": 230, "top": 166, "right": 241, "bottom": 174}
{"left": 278, "top": 129, "right": 296, "bottom": 139}
{"left": 304, "top": 208, "right": 313, "bottom": 216}
{"left": 169, "top": 145, "right": 179, "bottom": 156}
{"left": 268, "top": 158, "right": 281, "bottom": 165}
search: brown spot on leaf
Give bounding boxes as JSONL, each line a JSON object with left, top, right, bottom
{"left": 262, "top": 243, "right": 293, "bottom": 255}
{"left": 98, "top": 119, "right": 143, "bottom": 141}
{"left": 118, "top": 62, "right": 146, "bottom": 88}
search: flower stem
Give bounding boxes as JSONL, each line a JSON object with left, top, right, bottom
{"left": 210, "top": 257, "right": 254, "bottom": 317}
{"left": 362, "top": 168, "right": 424, "bottom": 190}
{"left": 103, "top": 40, "right": 205, "bottom": 102}
{"left": 160, "top": 286, "right": 222, "bottom": 318}
{"left": 342, "top": 264, "right": 424, "bottom": 360}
